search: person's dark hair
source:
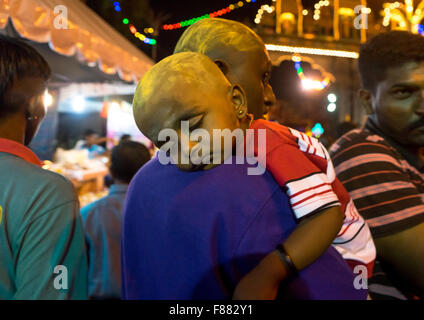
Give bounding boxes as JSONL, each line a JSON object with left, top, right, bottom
{"left": 110, "top": 141, "right": 151, "bottom": 184}
{"left": 0, "top": 35, "right": 51, "bottom": 117}
{"left": 358, "top": 31, "right": 424, "bottom": 92}
{"left": 119, "top": 134, "right": 131, "bottom": 144}
{"left": 83, "top": 129, "right": 96, "bottom": 138}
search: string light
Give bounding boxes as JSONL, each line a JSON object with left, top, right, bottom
{"left": 382, "top": 1, "right": 424, "bottom": 34}
{"left": 327, "top": 103, "right": 337, "bottom": 112}
{"left": 44, "top": 90, "right": 53, "bottom": 109}
{"left": 163, "top": 0, "right": 256, "bottom": 30}
{"left": 339, "top": 8, "right": 355, "bottom": 16}
{"left": 266, "top": 44, "right": 359, "bottom": 59}
{"left": 311, "top": 123, "right": 324, "bottom": 138}
{"left": 295, "top": 60, "right": 330, "bottom": 91}
{"left": 312, "top": 0, "right": 330, "bottom": 21}
{"left": 255, "top": 4, "right": 275, "bottom": 24}
{"left": 110, "top": 0, "right": 156, "bottom": 45}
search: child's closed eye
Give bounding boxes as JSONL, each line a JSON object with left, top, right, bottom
{"left": 188, "top": 114, "right": 204, "bottom": 130}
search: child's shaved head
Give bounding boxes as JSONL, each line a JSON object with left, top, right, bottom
{"left": 133, "top": 52, "right": 232, "bottom": 145}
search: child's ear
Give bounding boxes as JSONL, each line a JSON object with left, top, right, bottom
{"left": 230, "top": 85, "right": 248, "bottom": 119}
{"left": 214, "top": 59, "right": 229, "bottom": 76}
{"left": 359, "top": 89, "right": 373, "bottom": 115}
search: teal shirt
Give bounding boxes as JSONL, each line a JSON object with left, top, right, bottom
{"left": 81, "top": 184, "right": 127, "bottom": 299}
{"left": 0, "top": 153, "right": 88, "bottom": 299}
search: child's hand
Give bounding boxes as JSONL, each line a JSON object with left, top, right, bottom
{"left": 232, "top": 251, "right": 288, "bottom": 300}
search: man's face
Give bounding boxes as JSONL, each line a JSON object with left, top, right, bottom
{"left": 226, "top": 47, "right": 276, "bottom": 120}
{"left": 85, "top": 134, "right": 98, "bottom": 146}
{"left": 157, "top": 81, "right": 240, "bottom": 170}
{"left": 7, "top": 77, "right": 47, "bottom": 145}
{"left": 370, "top": 61, "right": 424, "bottom": 147}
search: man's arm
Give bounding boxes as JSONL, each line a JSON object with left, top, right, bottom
{"left": 374, "top": 222, "right": 424, "bottom": 297}
{"left": 14, "top": 200, "right": 88, "bottom": 300}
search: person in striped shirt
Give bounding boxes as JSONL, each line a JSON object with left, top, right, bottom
{"left": 330, "top": 31, "right": 424, "bottom": 299}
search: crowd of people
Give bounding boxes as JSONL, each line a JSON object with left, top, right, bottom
{"left": 0, "top": 18, "right": 423, "bottom": 300}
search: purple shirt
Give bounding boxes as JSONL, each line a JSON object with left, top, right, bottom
{"left": 122, "top": 155, "right": 366, "bottom": 300}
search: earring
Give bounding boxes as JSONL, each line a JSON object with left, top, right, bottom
{"left": 237, "top": 106, "right": 247, "bottom": 119}
{"left": 25, "top": 110, "right": 39, "bottom": 121}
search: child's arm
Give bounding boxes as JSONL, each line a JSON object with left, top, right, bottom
{"left": 233, "top": 205, "right": 343, "bottom": 300}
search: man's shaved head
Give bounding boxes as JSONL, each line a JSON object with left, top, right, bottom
{"left": 133, "top": 52, "right": 231, "bottom": 144}
{"left": 173, "top": 18, "right": 276, "bottom": 120}
{"left": 174, "top": 18, "right": 264, "bottom": 56}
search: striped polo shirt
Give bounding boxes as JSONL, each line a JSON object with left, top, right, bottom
{"left": 329, "top": 118, "right": 424, "bottom": 238}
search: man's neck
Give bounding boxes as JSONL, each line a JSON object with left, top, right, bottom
{"left": 366, "top": 117, "right": 423, "bottom": 169}
{"left": 0, "top": 113, "right": 26, "bottom": 144}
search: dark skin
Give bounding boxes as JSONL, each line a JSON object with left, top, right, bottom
{"left": 214, "top": 46, "right": 276, "bottom": 120}
{"left": 136, "top": 53, "right": 344, "bottom": 300}
{"left": 0, "top": 77, "right": 47, "bottom": 145}
{"left": 359, "top": 61, "right": 424, "bottom": 296}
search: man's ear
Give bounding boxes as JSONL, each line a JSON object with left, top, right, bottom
{"left": 358, "top": 89, "right": 373, "bottom": 115}
{"left": 214, "top": 59, "right": 229, "bottom": 76}
{"left": 230, "top": 85, "right": 248, "bottom": 119}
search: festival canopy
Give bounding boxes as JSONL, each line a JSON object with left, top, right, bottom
{"left": 0, "top": 0, "right": 153, "bottom": 83}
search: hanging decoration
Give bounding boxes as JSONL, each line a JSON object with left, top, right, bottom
{"left": 382, "top": 0, "right": 424, "bottom": 34}
{"left": 294, "top": 59, "right": 330, "bottom": 91}
{"left": 110, "top": 1, "right": 157, "bottom": 45}
{"left": 255, "top": 4, "right": 275, "bottom": 24}
{"left": 162, "top": 0, "right": 256, "bottom": 31}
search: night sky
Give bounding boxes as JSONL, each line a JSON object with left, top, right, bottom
{"left": 149, "top": 0, "right": 271, "bottom": 60}
{"left": 87, "top": 0, "right": 319, "bottom": 61}
{"left": 85, "top": 0, "right": 349, "bottom": 142}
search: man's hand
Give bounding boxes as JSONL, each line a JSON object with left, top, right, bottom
{"left": 233, "top": 251, "right": 288, "bottom": 300}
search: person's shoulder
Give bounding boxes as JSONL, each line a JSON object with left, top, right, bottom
{"left": 251, "top": 120, "right": 295, "bottom": 145}
{"left": 2, "top": 155, "right": 74, "bottom": 192}
{"left": 330, "top": 127, "right": 390, "bottom": 157}
{"left": 80, "top": 194, "right": 110, "bottom": 225}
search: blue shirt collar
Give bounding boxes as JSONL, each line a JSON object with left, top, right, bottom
{"left": 109, "top": 184, "right": 128, "bottom": 195}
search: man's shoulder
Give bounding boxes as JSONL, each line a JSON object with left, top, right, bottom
{"left": 128, "top": 155, "right": 285, "bottom": 210}
{"left": 330, "top": 128, "right": 394, "bottom": 160}
{"left": 80, "top": 194, "right": 115, "bottom": 222}
{"left": 0, "top": 154, "right": 76, "bottom": 205}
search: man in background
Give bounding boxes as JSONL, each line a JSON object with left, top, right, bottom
{"left": 330, "top": 31, "right": 424, "bottom": 299}
{"left": 81, "top": 141, "right": 151, "bottom": 299}
{"left": 0, "top": 35, "right": 87, "bottom": 299}
{"left": 75, "top": 129, "right": 107, "bottom": 158}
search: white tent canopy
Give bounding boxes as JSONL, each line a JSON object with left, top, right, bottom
{"left": 0, "top": 0, "right": 153, "bottom": 82}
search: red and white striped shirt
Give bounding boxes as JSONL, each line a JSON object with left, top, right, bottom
{"left": 250, "top": 120, "right": 376, "bottom": 273}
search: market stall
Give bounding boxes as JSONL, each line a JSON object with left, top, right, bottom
{"left": 0, "top": 0, "right": 154, "bottom": 205}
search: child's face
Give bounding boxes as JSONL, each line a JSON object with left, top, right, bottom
{"left": 159, "top": 81, "right": 242, "bottom": 170}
